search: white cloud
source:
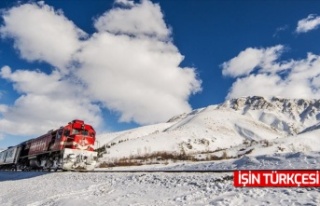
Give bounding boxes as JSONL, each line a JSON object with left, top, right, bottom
{"left": 74, "top": 1, "right": 201, "bottom": 124}
{"left": 0, "top": 0, "right": 201, "bottom": 136}
{"left": 1, "top": 65, "right": 63, "bottom": 95}
{"left": 273, "top": 25, "right": 288, "bottom": 38}
{"left": 115, "top": 0, "right": 135, "bottom": 7}
{"left": 0, "top": 66, "right": 102, "bottom": 135}
{"left": 223, "top": 46, "right": 320, "bottom": 100}
{"left": 296, "top": 14, "right": 320, "bottom": 33}
{"left": 94, "top": 0, "right": 170, "bottom": 40}
{"left": 0, "top": 2, "right": 86, "bottom": 70}
{"left": 0, "top": 104, "right": 8, "bottom": 113}
{"left": 221, "top": 45, "right": 284, "bottom": 77}
{"left": 0, "top": 95, "right": 102, "bottom": 135}
{"left": 75, "top": 33, "right": 200, "bottom": 124}
{"left": 226, "top": 74, "right": 283, "bottom": 99}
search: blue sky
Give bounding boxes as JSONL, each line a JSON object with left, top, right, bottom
{"left": 1, "top": 0, "right": 320, "bottom": 148}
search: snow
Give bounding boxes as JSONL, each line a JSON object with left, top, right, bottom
{"left": 160, "top": 151, "right": 320, "bottom": 171}
{"left": 1, "top": 156, "right": 320, "bottom": 206}
{"left": 98, "top": 107, "right": 282, "bottom": 160}
{"left": 1, "top": 149, "right": 320, "bottom": 205}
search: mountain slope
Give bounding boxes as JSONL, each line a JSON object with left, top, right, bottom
{"left": 97, "top": 96, "right": 320, "bottom": 161}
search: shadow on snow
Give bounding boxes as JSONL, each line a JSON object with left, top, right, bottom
{"left": 0, "top": 171, "right": 48, "bottom": 182}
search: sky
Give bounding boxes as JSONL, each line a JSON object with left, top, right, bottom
{"left": 1, "top": 0, "right": 320, "bottom": 148}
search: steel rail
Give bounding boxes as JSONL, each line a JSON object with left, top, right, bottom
{"left": 0, "top": 169, "right": 234, "bottom": 173}
{"left": 90, "top": 169, "right": 233, "bottom": 173}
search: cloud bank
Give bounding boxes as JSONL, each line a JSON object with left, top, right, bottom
{"left": 0, "top": 0, "right": 201, "bottom": 136}
{"left": 222, "top": 46, "right": 320, "bottom": 99}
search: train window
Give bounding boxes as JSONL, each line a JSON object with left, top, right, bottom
{"left": 71, "top": 129, "right": 89, "bottom": 135}
{"left": 56, "top": 129, "right": 63, "bottom": 139}
{"left": 8, "top": 150, "right": 13, "bottom": 158}
{"left": 64, "top": 129, "right": 70, "bottom": 136}
{"left": 71, "top": 129, "right": 79, "bottom": 135}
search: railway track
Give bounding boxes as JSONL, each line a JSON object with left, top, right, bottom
{"left": 0, "top": 169, "right": 235, "bottom": 183}
{"left": 91, "top": 169, "right": 234, "bottom": 173}
{"left": 90, "top": 170, "right": 235, "bottom": 182}
{"left": 0, "top": 169, "right": 234, "bottom": 173}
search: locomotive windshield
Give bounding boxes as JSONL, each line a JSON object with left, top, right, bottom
{"left": 71, "top": 128, "right": 89, "bottom": 136}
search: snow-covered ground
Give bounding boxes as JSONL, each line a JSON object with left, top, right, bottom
{"left": 1, "top": 151, "right": 320, "bottom": 206}
{"left": 1, "top": 170, "right": 320, "bottom": 206}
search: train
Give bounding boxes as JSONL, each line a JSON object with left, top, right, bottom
{"left": 0, "top": 119, "right": 98, "bottom": 171}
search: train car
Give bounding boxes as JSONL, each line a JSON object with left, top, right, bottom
{"left": 0, "top": 146, "right": 22, "bottom": 170}
{"left": 0, "top": 119, "right": 98, "bottom": 171}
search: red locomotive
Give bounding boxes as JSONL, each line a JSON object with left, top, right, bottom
{"left": 0, "top": 120, "right": 98, "bottom": 171}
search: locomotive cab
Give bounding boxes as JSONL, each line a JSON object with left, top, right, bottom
{"left": 59, "top": 120, "right": 97, "bottom": 171}
{"left": 63, "top": 120, "right": 96, "bottom": 151}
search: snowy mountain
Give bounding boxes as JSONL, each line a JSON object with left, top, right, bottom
{"left": 97, "top": 96, "right": 320, "bottom": 163}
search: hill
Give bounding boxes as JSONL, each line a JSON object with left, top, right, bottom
{"left": 97, "top": 96, "right": 320, "bottom": 165}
